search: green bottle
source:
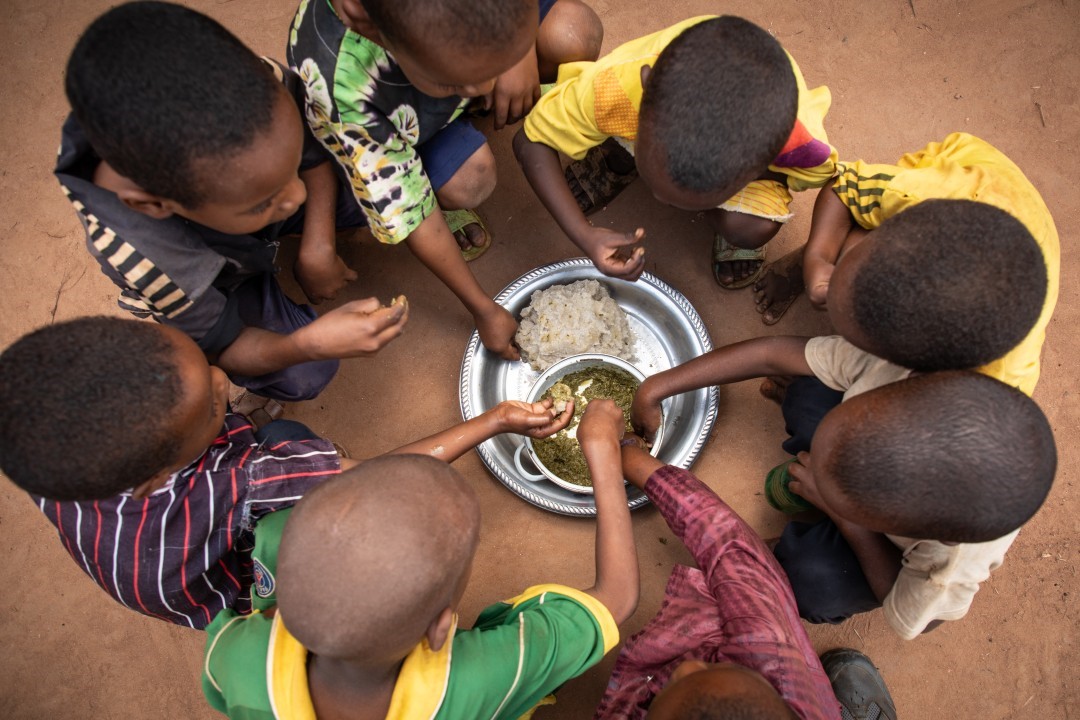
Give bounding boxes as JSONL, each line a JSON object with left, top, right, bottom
{"left": 764, "top": 458, "right": 815, "bottom": 514}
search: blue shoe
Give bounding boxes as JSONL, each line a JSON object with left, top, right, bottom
{"left": 821, "top": 648, "right": 897, "bottom": 720}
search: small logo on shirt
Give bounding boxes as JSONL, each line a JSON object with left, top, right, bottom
{"left": 253, "top": 558, "right": 275, "bottom": 598}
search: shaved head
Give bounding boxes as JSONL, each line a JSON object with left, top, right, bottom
{"left": 276, "top": 455, "right": 480, "bottom": 660}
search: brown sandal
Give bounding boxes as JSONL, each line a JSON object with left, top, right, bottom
{"left": 564, "top": 138, "right": 639, "bottom": 215}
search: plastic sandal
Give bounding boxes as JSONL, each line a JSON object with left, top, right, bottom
{"left": 443, "top": 208, "right": 492, "bottom": 262}
{"left": 712, "top": 233, "right": 767, "bottom": 289}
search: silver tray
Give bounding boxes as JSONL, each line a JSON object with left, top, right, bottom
{"left": 459, "top": 258, "right": 719, "bottom": 516}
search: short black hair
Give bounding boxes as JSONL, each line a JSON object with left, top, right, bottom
{"left": 640, "top": 17, "right": 797, "bottom": 194}
{"left": 65, "top": 1, "right": 280, "bottom": 208}
{"left": 360, "top": 0, "right": 533, "bottom": 53}
{"left": 0, "top": 317, "right": 183, "bottom": 501}
{"left": 660, "top": 689, "right": 793, "bottom": 720}
{"left": 850, "top": 199, "right": 1047, "bottom": 372}
{"left": 824, "top": 371, "right": 1056, "bottom": 543}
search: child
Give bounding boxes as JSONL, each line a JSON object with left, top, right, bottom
{"left": 286, "top": 0, "right": 604, "bottom": 359}
{"left": 0, "top": 316, "right": 572, "bottom": 629}
{"left": 773, "top": 372, "right": 1056, "bottom": 636}
{"left": 631, "top": 191, "right": 1049, "bottom": 443}
{"left": 595, "top": 438, "right": 895, "bottom": 719}
{"left": 514, "top": 15, "right": 836, "bottom": 290}
{"left": 201, "top": 400, "right": 638, "bottom": 718}
{"left": 60, "top": 2, "right": 407, "bottom": 403}
{"left": 803, "top": 133, "right": 1059, "bottom": 394}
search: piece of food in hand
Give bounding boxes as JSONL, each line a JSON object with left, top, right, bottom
{"left": 515, "top": 280, "right": 634, "bottom": 372}
{"left": 533, "top": 366, "right": 638, "bottom": 487}
{"left": 548, "top": 382, "right": 573, "bottom": 414}
{"left": 389, "top": 294, "right": 407, "bottom": 308}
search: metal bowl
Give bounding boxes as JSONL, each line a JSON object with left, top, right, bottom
{"left": 460, "top": 258, "right": 719, "bottom": 516}
{"left": 515, "top": 354, "right": 664, "bottom": 494}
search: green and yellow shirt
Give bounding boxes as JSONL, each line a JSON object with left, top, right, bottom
{"left": 203, "top": 511, "right": 619, "bottom": 719}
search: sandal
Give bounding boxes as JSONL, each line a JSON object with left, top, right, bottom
{"left": 231, "top": 391, "right": 285, "bottom": 431}
{"left": 443, "top": 208, "right": 492, "bottom": 262}
{"left": 712, "top": 233, "right": 767, "bottom": 290}
{"left": 564, "top": 138, "right": 638, "bottom": 215}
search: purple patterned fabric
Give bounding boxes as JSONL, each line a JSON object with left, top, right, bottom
{"left": 594, "top": 466, "right": 841, "bottom": 720}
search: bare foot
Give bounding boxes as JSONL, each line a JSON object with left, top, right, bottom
{"left": 715, "top": 258, "right": 764, "bottom": 286}
{"left": 759, "top": 375, "right": 793, "bottom": 405}
{"left": 752, "top": 246, "right": 805, "bottom": 324}
{"left": 454, "top": 218, "right": 488, "bottom": 252}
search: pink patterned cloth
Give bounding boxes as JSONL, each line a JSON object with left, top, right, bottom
{"left": 594, "top": 466, "right": 841, "bottom": 720}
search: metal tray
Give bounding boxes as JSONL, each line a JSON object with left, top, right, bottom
{"left": 459, "top": 258, "right": 719, "bottom": 516}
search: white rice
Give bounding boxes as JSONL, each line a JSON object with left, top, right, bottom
{"left": 516, "top": 279, "right": 634, "bottom": 372}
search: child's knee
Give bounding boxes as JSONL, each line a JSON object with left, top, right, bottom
{"left": 436, "top": 145, "right": 497, "bottom": 210}
{"left": 538, "top": 0, "right": 604, "bottom": 74}
{"left": 712, "top": 210, "right": 782, "bottom": 249}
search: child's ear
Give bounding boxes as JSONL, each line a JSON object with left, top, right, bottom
{"left": 338, "top": 0, "right": 383, "bottom": 41}
{"left": 425, "top": 608, "right": 456, "bottom": 652}
{"left": 115, "top": 188, "right": 178, "bottom": 220}
{"left": 639, "top": 64, "right": 652, "bottom": 89}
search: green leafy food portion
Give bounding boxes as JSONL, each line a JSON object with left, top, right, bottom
{"left": 532, "top": 366, "right": 638, "bottom": 487}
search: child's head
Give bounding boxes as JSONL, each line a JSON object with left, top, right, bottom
{"left": 810, "top": 371, "right": 1056, "bottom": 543}
{"left": 635, "top": 17, "right": 798, "bottom": 211}
{"left": 66, "top": 1, "right": 306, "bottom": 234}
{"left": 647, "top": 660, "right": 795, "bottom": 720}
{"left": 337, "top": 0, "right": 536, "bottom": 98}
{"left": 276, "top": 455, "right": 481, "bottom": 661}
{"left": 0, "top": 317, "right": 230, "bottom": 501}
{"left": 827, "top": 199, "right": 1047, "bottom": 372}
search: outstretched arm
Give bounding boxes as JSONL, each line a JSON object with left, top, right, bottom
{"left": 632, "top": 336, "right": 814, "bottom": 439}
{"left": 579, "top": 400, "right": 639, "bottom": 624}
{"left": 215, "top": 297, "right": 408, "bottom": 377}
{"left": 513, "top": 129, "right": 645, "bottom": 280}
{"left": 405, "top": 211, "right": 520, "bottom": 360}
{"left": 391, "top": 399, "right": 573, "bottom": 462}
{"left": 338, "top": 399, "right": 575, "bottom": 471}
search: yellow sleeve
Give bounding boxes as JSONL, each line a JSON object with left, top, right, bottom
{"left": 831, "top": 160, "right": 909, "bottom": 229}
{"left": 775, "top": 54, "right": 838, "bottom": 193}
{"left": 523, "top": 62, "right": 609, "bottom": 160}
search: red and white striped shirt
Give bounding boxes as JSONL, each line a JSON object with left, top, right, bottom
{"left": 34, "top": 413, "right": 341, "bottom": 629}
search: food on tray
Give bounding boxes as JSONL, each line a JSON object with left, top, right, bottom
{"left": 532, "top": 366, "right": 638, "bottom": 487}
{"left": 515, "top": 279, "right": 634, "bottom": 372}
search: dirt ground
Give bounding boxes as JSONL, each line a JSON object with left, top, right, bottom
{"left": 1, "top": 0, "right": 1077, "bottom": 717}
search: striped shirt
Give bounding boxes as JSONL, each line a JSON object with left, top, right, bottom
{"left": 54, "top": 60, "right": 333, "bottom": 355}
{"left": 595, "top": 466, "right": 840, "bottom": 720}
{"left": 33, "top": 413, "right": 341, "bottom": 630}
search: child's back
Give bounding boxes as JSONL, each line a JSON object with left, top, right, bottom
{"left": 203, "top": 404, "right": 639, "bottom": 719}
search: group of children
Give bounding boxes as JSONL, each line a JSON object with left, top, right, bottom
{"left": 0, "top": 1, "right": 1061, "bottom": 718}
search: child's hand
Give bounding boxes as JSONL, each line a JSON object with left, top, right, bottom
{"left": 787, "top": 451, "right": 828, "bottom": 512}
{"left": 581, "top": 226, "right": 646, "bottom": 281}
{"left": 297, "top": 296, "right": 408, "bottom": 360}
{"left": 630, "top": 378, "right": 663, "bottom": 442}
{"left": 488, "top": 46, "right": 541, "bottom": 130}
{"left": 476, "top": 303, "right": 521, "bottom": 361}
{"left": 294, "top": 243, "right": 359, "bottom": 305}
{"left": 578, "top": 399, "right": 626, "bottom": 454}
{"left": 494, "top": 398, "right": 574, "bottom": 438}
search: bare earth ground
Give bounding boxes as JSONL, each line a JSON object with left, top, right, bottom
{"left": 1, "top": 1, "right": 1077, "bottom": 717}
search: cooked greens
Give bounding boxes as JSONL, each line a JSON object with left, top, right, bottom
{"left": 532, "top": 366, "right": 638, "bottom": 487}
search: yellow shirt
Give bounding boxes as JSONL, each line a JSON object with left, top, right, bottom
{"left": 523, "top": 16, "right": 836, "bottom": 193}
{"left": 832, "top": 133, "right": 1060, "bottom": 396}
